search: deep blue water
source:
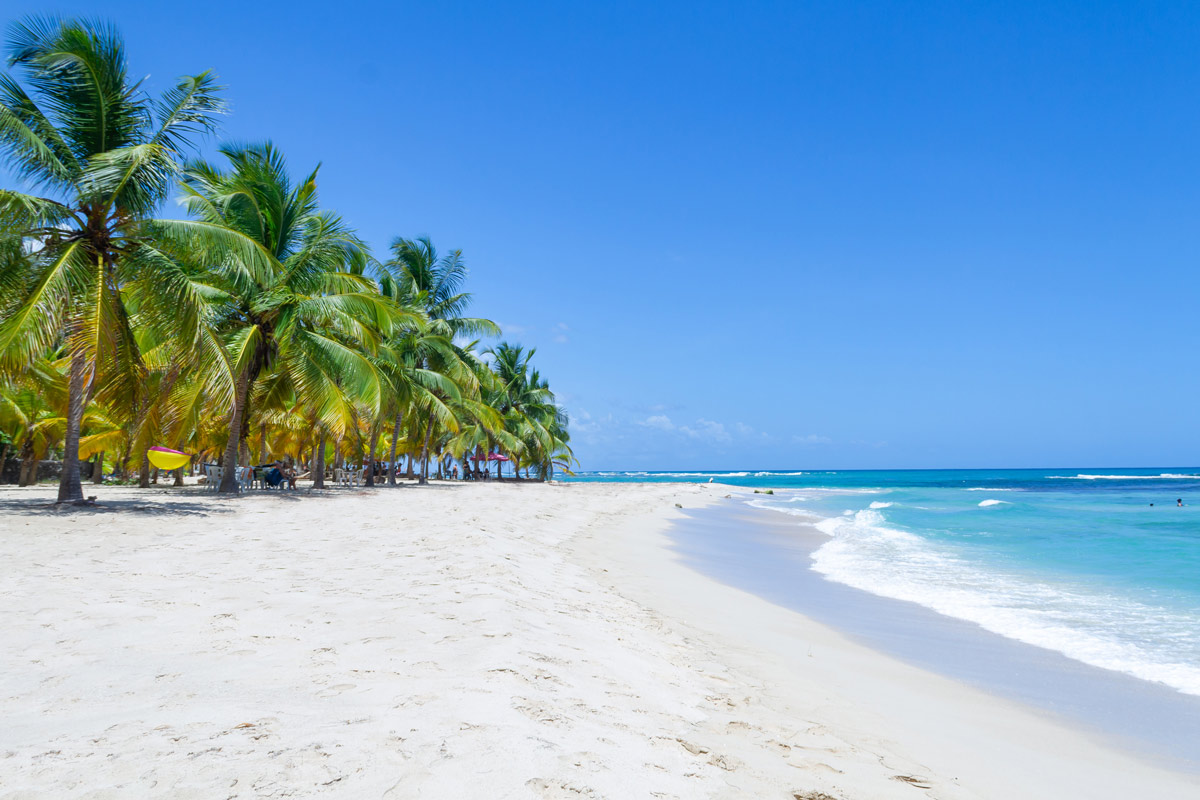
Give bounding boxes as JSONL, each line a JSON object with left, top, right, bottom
{"left": 565, "top": 468, "right": 1200, "bottom": 695}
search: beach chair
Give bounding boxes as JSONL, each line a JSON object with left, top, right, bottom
{"left": 204, "top": 463, "right": 220, "bottom": 491}
{"left": 333, "top": 467, "right": 346, "bottom": 486}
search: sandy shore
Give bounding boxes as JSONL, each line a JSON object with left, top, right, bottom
{"left": 0, "top": 481, "right": 1195, "bottom": 799}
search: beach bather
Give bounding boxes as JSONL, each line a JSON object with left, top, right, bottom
{"left": 264, "top": 462, "right": 296, "bottom": 489}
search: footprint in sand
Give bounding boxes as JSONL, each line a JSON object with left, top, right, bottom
{"left": 513, "top": 698, "right": 567, "bottom": 726}
{"left": 316, "top": 684, "right": 357, "bottom": 697}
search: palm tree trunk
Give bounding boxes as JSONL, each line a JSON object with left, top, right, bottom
{"left": 173, "top": 467, "right": 184, "bottom": 487}
{"left": 219, "top": 373, "right": 251, "bottom": 494}
{"left": 57, "top": 348, "right": 88, "bottom": 503}
{"left": 387, "top": 410, "right": 403, "bottom": 485}
{"left": 92, "top": 451, "right": 104, "bottom": 484}
{"left": 0, "top": 442, "right": 9, "bottom": 484}
{"left": 365, "top": 419, "right": 381, "bottom": 487}
{"left": 138, "top": 452, "right": 151, "bottom": 488}
{"left": 406, "top": 455, "right": 415, "bottom": 479}
{"left": 418, "top": 410, "right": 434, "bottom": 484}
{"left": 259, "top": 424, "right": 268, "bottom": 464}
{"left": 312, "top": 429, "right": 327, "bottom": 489}
{"left": 19, "top": 441, "right": 35, "bottom": 486}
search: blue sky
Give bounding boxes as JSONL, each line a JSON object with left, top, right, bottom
{"left": 5, "top": 1, "right": 1200, "bottom": 470}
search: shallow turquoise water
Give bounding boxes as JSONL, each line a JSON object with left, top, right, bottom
{"left": 566, "top": 469, "right": 1200, "bottom": 695}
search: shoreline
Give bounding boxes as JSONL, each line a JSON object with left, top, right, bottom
{"left": 662, "top": 497, "right": 1200, "bottom": 773}
{"left": 569, "top": 484, "right": 1200, "bottom": 798}
{"left": 1, "top": 481, "right": 1196, "bottom": 798}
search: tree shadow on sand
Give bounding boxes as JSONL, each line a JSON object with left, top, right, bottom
{"left": 0, "top": 492, "right": 233, "bottom": 518}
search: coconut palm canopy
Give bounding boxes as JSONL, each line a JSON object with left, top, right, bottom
{"left": 0, "top": 16, "right": 573, "bottom": 498}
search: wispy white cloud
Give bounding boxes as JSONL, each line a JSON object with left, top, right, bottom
{"left": 639, "top": 415, "right": 731, "bottom": 442}
{"left": 792, "top": 434, "right": 833, "bottom": 445}
{"left": 735, "top": 421, "right": 771, "bottom": 441}
{"left": 553, "top": 321, "right": 569, "bottom": 343}
{"left": 640, "top": 414, "right": 676, "bottom": 431}
{"left": 679, "top": 418, "right": 730, "bottom": 442}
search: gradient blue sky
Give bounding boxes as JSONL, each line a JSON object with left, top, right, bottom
{"left": 5, "top": 1, "right": 1199, "bottom": 470}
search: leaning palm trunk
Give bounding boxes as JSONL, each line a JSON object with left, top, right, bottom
{"left": 418, "top": 411, "right": 434, "bottom": 484}
{"left": 57, "top": 349, "right": 88, "bottom": 503}
{"left": 138, "top": 454, "right": 151, "bottom": 488}
{"left": 312, "top": 430, "right": 327, "bottom": 489}
{"left": 387, "top": 410, "right": 403, "bottom": 485}
{"left": 219, "top": 374, "right": 251, "bottom": 494}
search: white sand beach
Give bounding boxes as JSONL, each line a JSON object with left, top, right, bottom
{"left": 1, "top": 481, "right": 1196, "bottom": 799}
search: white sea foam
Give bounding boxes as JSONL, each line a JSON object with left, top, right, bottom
{"left": 808, "top": 510, "right": 1200, "bottom": 696}
{"left": 977, "top": 499, "right": 1008, "bottom": 507}
{"left": 744, "top": 498, "right": 817, "bottom": 516}
{"left": 1050, "top": 473, "right": 1200, "bottom": 480}
{"left": 753, "top": 471, "right": 807, "bottom": 476}
{"left": 868, "top": 501, "right": 894, "bottom": 509}
{"left": 965, "top": 487, "right": 1013, "bottom": 491}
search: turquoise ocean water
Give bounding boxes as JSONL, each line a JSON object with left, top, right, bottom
{"left": 566, "top": 469, "right": 1200, "bottom": 697}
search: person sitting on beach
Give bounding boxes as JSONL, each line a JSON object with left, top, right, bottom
{"left": 262, "top": 461, "right": 296, "bottom": 489}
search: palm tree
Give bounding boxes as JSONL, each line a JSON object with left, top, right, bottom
{"left": 487, "top": 342, "right": 574, "bottom": 479}
{"left": 383, "top": 237, "right": 498, "bottom": 482}
{"left": 180, "top": 142, "right": 398, "bottom": 492}
{"left": 370, "top": 321, "right": 465, "bottom": 486}
{"left": 0, "top": 355, "right": 65, "bottom": 485}
{"left": 0, "top": 16, "right": 225, "bottom": 502}
{"left": 443, "top": 346, "right": 518, "bottom": 479}
{"left": 0, "top": 19, "right": 573, "bottom": 498}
